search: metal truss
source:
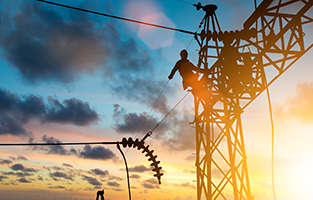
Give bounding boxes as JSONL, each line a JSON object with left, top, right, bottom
{"left": 193, "top": 1, "right": 313, "bottom": 199}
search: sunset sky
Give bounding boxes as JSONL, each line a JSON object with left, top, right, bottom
{"left": 1, "top": 0, "right": 313, "bottom": 200}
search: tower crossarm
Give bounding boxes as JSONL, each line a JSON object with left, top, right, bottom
{"left": 197, "top": 0, "right": 313, "bottom": 110}
{"left": 239, "top": 0, "right": 313, "bottom": 109}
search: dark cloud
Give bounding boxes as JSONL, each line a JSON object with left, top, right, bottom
{"left": 48, "top": 185, "right": 66, "bottom": 189}
{"left": 107, "top": 181, "right": 120, "bottom": 187}
{"left": 50, "top": 172, "right": 73, "bottom": 181}
{"left": 130, "top": 174, "right": 141, "bottom": 179}
{"left": 0, "top": 175, "right": 8, "bottom": 181}
{"left": 0, "top": 158, "right": 13, "bottom": 165}
{"left": 141, "top": 178, "right": 160, "bottom": 189}
{"left": 82, "top": 175, "right": 102, "bottom": 186}
{"left": 18, "top": 178, "right": 31, "bottom": 183}
{"left": 129, "top": 165, "right": 151, "bottom": 173}
{"left": 31, "top": 135, "right": 77, "bottom": 156}
{"left": 44, "top": 97, "right": 99, "bottom": 126}
{"left": 0, "top": 88, "right": 99, "bottom": 137}
{"left": 79, "top": 145, "right": 116, "bottom": 160}
{"left": 1, "top": 2, "right": 109, "bottom": 84}
{"left": 30, "top": 135, "right": 118, "bottom": 163}
{"left": 89, "top": 168, "right": 109, "bottom": 177}
{"left": 1, "top": 1, "right": 166, "bottom": 89}
{"left": 10, "top": 163, "right": 37, "bottom": 172}
{"left": 1, "top": 1, "right": 176, "bottom": 117}
{"left": 62, "top": 163, "right": 73, "bottom": 168}
{"left": 9, "top": 155, "right": 28, "bottom": 161}
{"left": 110, "top": 78, "right": 172, "bottom": 115}
{"left": 0, "top": 89, "right": 43, "bottom": 137}
{"left": 112, "top": 104, "right": 169, "bottom": 134}
{"left": 275, "top": 81, "right": 313, "bottom": 123}
{"left": 3, "top": 171, "right": 33, "bottom": 177}
{"left": 10, "top": 164, "right": 25, "bottom": 171}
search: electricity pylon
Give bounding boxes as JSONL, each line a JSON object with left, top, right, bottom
{"left": 192, "top": 1, "right": 313, "bottom": 199}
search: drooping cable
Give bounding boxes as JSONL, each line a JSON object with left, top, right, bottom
{"left": 116, "top": 143, "right": 131, "bottom": 200}
{"left": 34, "top": 0, "right": 195, "bottom": 35}
{"left": 266, "top": 86, "right": 277, "bottom": 200}
{"left": 112, "top": 80, "right": 169, "bottom": 175}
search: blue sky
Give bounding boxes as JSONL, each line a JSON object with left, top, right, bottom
{"left": 1, "top": 0, "right": 313, "bottom": 200}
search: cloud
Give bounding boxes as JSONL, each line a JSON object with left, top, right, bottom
{"left": 31, "top": 135, "right": 77, "bottom": 156}
{"left": 112, "top": 104, "right": 169, "bottom": 134}
{"left": 48, "top": 185, "right": 66, "bottom": 189}
{"left": 30, "top": 135, "right": 118, "bottom": 163}
{"left": 141, "top": 178, "right": 160, "bottom": 189}
{"left": 178, "top": 182, "right": 196, "bottom": 190}
{"left": 10, "top": 163, "right": 37, "bottom": 172}
{"left": 49, "top": 171, "right": 73, "bottom": 181}
{"left": 89, "top": 168, "right": 109, "bottom": 177}
{"left": 1, "top": 1, "right": 176, "bottom": 116}
{"left": 62, "top": 163, "right": 73, "bottom": 168}
{"left": 3, "top": 171, "right": 33, "bottom": 177}
{"left": 79, "top": 145, "right": 116, "bottom": 160}
{"left": 0, "top": 89, "right": 44, "bottom": 137}
{"left": 44, "top": 97, "right": 99, "bottom": 126}
{"left": 275, "top": 81, "right": 313, "bottom": 123}
{"left": 10, "top": 164, "right": 25, "bottom": 171}
{"left": 1, "top": 2, "right": 109, "bottom": 84}
{"left": 110, "top": 78, "right": 172, "bottom": 115}
{"left": 129, "top": 165, "right": 151, "bottom": 173}
{"left": 0, "top": 88, "right": 99, "bottom": 137}
{"left": 82, "top": 175, "right": 102, "bottom": 186}
{"left": 0, "top": 175, "right": 8, "bottom": 181}
{"left": 18, "top": 177, "right": 31, "bottom": 183}
{"left": 161, "top": 110, "right": 196, "bottom": 151}
{"left": 130, "top": 174, "right": 141, "bottom": 179}
{"left": 107, "top": 181, "right": 120, "bottom": 187}
{"left": 185, "top": 155, "right": 195, "bottom": 162}
{"left": 9, "top": 155, "right": 28, "bottom": 161}
{"left": 0, "top": 158, "right": 13, "bottom": 165}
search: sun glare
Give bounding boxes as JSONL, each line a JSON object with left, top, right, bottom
{"left": 288, "top": 158, "right": 313, "bottom": 199}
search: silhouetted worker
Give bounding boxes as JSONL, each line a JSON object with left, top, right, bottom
{"left": 168, "top": 49, "right": 201, "bottom": 90}
{"left": 96, "top": 190, "right": 105, "bottom": 200}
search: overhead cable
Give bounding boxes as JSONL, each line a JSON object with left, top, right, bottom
{"left": 0, "top": 141, "right": 117, "bottom": 146}
{"left": 35, "top": 0, "right": 195, "bottom": 35}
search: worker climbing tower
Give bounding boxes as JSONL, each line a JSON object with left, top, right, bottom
{"left": 192, "top": 1, "right": 313, "bottom": 199}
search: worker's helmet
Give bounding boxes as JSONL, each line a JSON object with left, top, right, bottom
{"left": 180, "top": 49, "right": 188, "bottom": 58}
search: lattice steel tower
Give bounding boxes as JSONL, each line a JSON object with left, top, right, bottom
{"left": 192, "top": 1, "right": 313, "bottom": 199}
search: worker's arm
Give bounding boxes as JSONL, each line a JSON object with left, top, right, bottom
{"left": 190, "top": 62, "right": 203, "bottom": 73}
{"left": 168, "top": 62, "right": 180, "bottom": 80}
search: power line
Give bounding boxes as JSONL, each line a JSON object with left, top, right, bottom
{"left": 175, "top": 0, "right": 193, "bottom": 6}
{"left": 135, "top": 79, "right": 169, "bottom": 139}
{"left": 151, "top": 91, "right": 190, "bottom": 132}
{"left": 35, "top": 0, "right": 195, "bottom": 35}
{"left": 0, "top": 141, "right": 118, "bottom": 146}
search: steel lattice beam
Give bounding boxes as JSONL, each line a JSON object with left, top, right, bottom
{"left": 193, "top": 1, "right": 313, "bottom": 199}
